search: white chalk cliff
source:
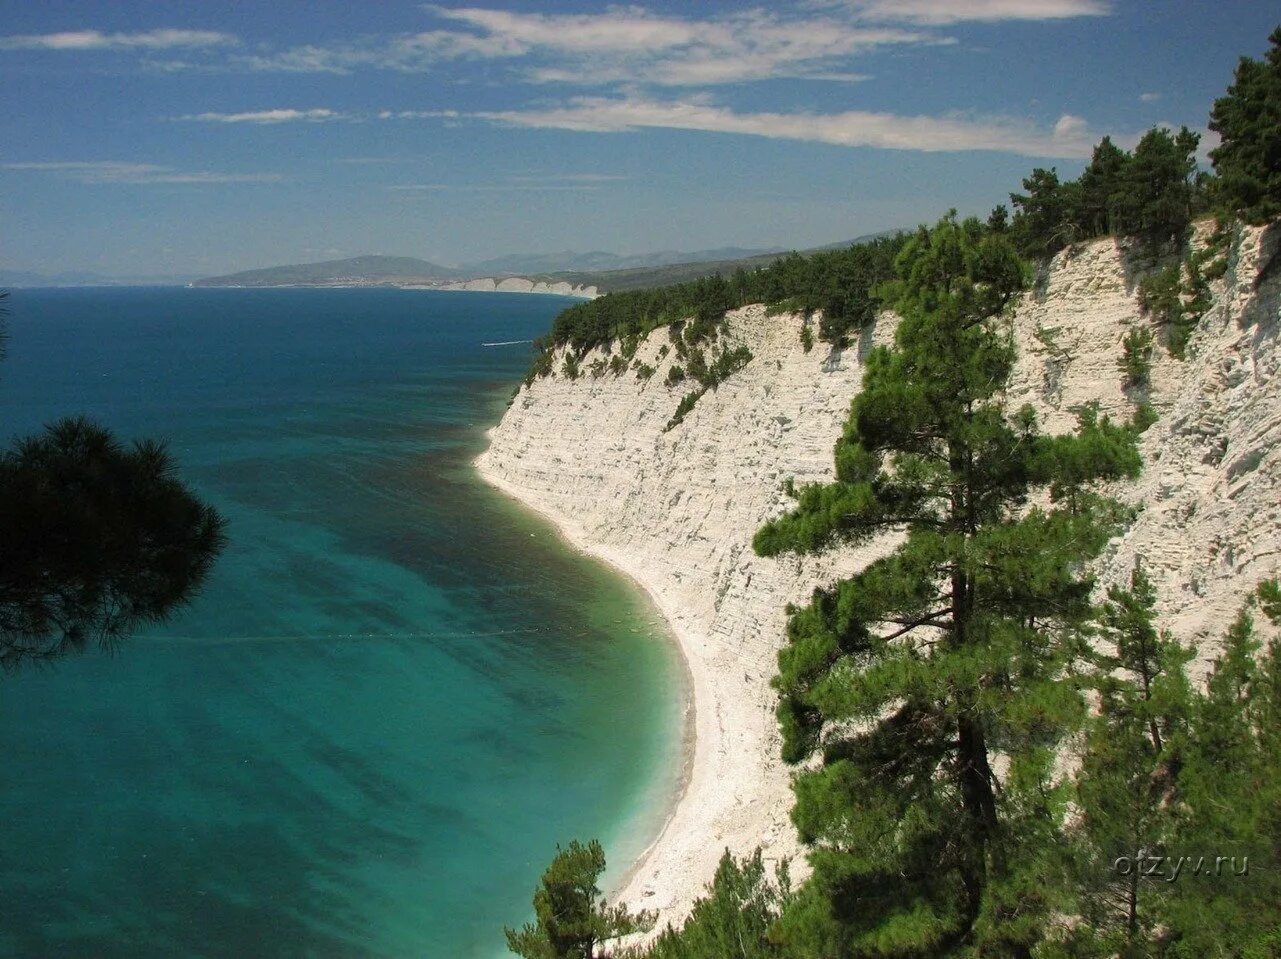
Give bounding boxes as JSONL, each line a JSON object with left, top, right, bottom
{"left": 476, "top": 225, "right": 1281, "bottom": 929}
{"left": 441, "top": 276, "right": 598, "bottom": 297}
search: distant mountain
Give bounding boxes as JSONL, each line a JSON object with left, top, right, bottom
{"left": 193, "top": 255, "right": 460, "bottom": 288}
{"left": 522, "top": 231, "right": 906, "bottom": 294}
{"left": 460, "top": 246, "right": 785, "bottom": 276}
{"left": 184, "top": 232, "right": 903, "bottom": 292}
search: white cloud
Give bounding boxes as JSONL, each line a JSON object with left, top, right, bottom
{"left": 1139, "top": 91, "right": 1161, "bottom": 102}
{"left": 177, "top": 108, "right": 346, "bottom": 124}
{"left": 3, "top": 161, "right": 280, "bottom": 184}
{"left": 0, "top": 28, "right": 236, "bottom": 51}
{"left": 436, "top": 95, "right": 1100, "bottom": 158}
{"left": 839, "top": 0, "right": 1110, "bottom": 24}
{"left": 237, "top": 7, "right": 943, "bottom": 84}
{"left": 1192, "top": 127, "right": 1220, "bottom": 165}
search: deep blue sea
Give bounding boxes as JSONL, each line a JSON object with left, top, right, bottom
{"left": 0, "top": 288, "right": 683, "bottom": 958}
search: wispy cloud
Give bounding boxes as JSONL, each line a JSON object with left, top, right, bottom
{"left": 388, "top": 179, "right": 607, "bottom": 193}
{"left": 3, "top": 161, "right": 280, "bottom": 184}
{"left": 335, "top": 156, "right": 413, "bottom": 164}
{"left": 228, "top": 7, "right": 942, "bottom": 85}
{"left": 837, "top": 0, "right": 1110, "bottom": 24}
{"left": 37, "top": 5, "right": 1107, "bottom": 88}
{"left": 176, "top": 108, "right": 347, "bottom": 124}
{"left": 506, "top": 172, "right": 628, "bottom": 183}
{"left": 1139, "top": 91, "right": 1161, "bottom": 102}
{"left": 0, "top": 28, "right": 236, "bottom": 51}
{"left": 429, "top": 94, "right": 1100, "bottom": 158}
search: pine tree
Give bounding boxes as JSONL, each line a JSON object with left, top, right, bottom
{"left": 1011, "top": 168, "right": 1074, "bottom": 258}
{"left": 1209, "top": 26, "right": 1281, "bottom": 225}
{"left": 1076, "top": 137, "right": 1131, "bottom": 239}
{"left": 642, "top": 850, "right": 791, "bottom": 959}
{"left": 753, "top": 214, "right": 1141, "bottom": 956}
{"left": 1063, "top": 564, "right": 1195, "bottom": 958}
{"left": 1, "top": 417, "right": 226, "bottom": 668}
{"left": 1160, "top": 586, "right": 1281, "bottom": 958}
{"left": 506, "top": 840, "right": 654, "bottom": 959}
{"left": 1111, "top": 128, "right": 1200, "bottom": 249}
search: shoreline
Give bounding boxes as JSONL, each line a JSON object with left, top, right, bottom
{"left": 185, "top": 281, "right": 598, "bottom": 299}
{"left": 474, "top": 460, "right": 700, "bottom": 907}
{"left": 468, "top": 306, "right": 851, "bottom": 934}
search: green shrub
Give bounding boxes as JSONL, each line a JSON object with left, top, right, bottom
{"left": 1119, "top": 325, "right": 1154, "bottom": 388}
{"left": 705, "top": 345, "right": 753, "bottom": 388}
{"left": 1137, "top": 263, "right": 1182, "bottom": 319}
{"left": 664, "top": 389, "right": 704, "bottom": 432}
{"left": 1131, "top": 402, "right": 1159, "bottom": 433}
{"left": 524, "top": 346, "right": 554, "bottom": 385}
{"left": 664, "top": 364, "right": 686, "bottom": 387}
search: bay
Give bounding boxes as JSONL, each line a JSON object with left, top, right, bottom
{"left": 0, "top": 287, "right": 682, "bottom": 959}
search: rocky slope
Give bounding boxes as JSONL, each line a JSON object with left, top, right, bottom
{"left": 476, "top": 224, "right": 1281, "bottom": 928}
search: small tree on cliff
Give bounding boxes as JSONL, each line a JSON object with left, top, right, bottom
{"left": 752, "top": 214, "right": 1141, "bottom": 956}
{"left": 505, "top": 839, "right": 653, "bottom": 959}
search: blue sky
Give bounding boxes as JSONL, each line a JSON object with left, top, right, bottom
{"left": 1, "top": 1, "right": 1276, "bottom": 276}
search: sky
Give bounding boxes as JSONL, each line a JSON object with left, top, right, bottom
{"left": 1, "top": 1, "right": 1276, "bottom": 277}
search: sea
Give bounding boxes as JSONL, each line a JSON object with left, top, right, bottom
{"left": 0, "top": 287, "right": 684, "bottom": 958}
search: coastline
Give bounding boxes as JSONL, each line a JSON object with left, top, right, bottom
{"left": 474, "top": 461, "right": 699, "bottom": 906}
{"left": 186, "top": 279, "right": 599, "bottom": 298}
{"left": 471, "top": 320, "right": 829, "bottom": 929}
{"left": 468, "top": 304, "right": 878, "bottom": 932}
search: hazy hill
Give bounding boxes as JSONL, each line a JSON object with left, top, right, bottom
{"left": 183, "top": 233, "right": 901, "bottom": 292}
{"left": 528, "top": 231, "right": 901, "bottom": 293}
{"left": 463, "top": 246, "right": 783, "bottom": 276}
{"left": 193, "top": 255, "right": 459, "bottom": 287}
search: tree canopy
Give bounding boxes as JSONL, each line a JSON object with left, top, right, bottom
{"left": 1209, "top": 26, "right": 1281, "bottom": 224}
{"left": 0, "top": 417, "right": 227, "bottom": 669}
{"left": 531, "top": 235, "right": 907, "bottom": 373}
{"left": 0, "top": 296, "right": 226, "bottom": 669}
{"left": 505, "top": 840, "right": 653, "bottom": 959}
{"left": 1010, "top": 127, "right": 1206, "bottom": 259}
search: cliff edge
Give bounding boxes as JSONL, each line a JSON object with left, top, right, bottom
{"left": 476, "top": 224, "right": 1281, "bottom": 929}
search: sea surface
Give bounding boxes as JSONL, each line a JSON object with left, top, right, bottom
{"left": 0, "top": 287, "right": 684, "bottom": 958}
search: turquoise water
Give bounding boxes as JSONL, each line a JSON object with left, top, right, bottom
{"left": 0, "top": 288, "right": 683, "bottom": 958}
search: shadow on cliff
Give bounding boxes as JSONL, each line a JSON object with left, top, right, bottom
{"left": 1242, "top": 221, "right": 1280, "bottom": 350}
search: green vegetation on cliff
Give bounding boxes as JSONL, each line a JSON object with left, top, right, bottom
{"left": 541, "top": 236, "right": 907, "bottom": 362}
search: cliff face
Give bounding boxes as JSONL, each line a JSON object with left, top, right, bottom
{"left": 476, "top": 225, "right": 1281, "bottom": 926}
{"left": 440, "top": 276, "right": 599, "bottom": 297}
